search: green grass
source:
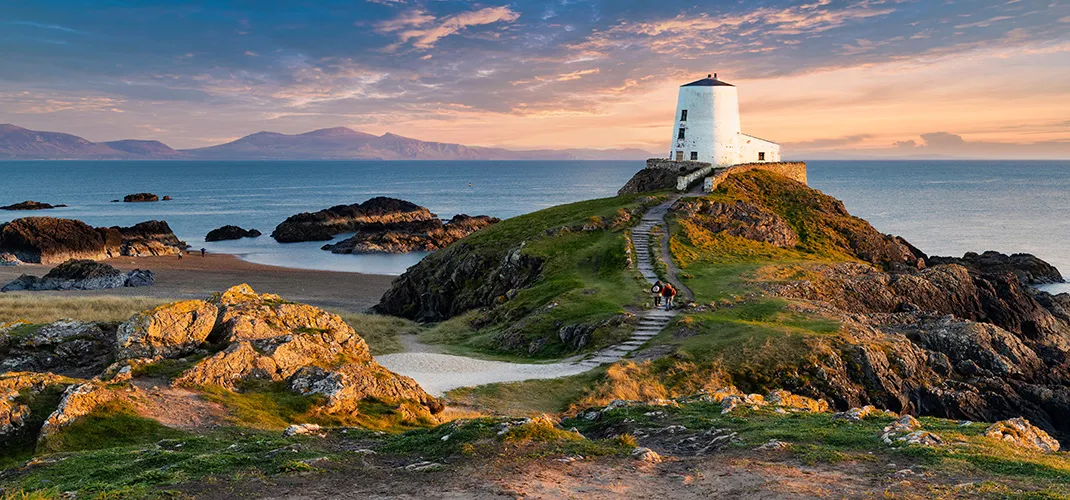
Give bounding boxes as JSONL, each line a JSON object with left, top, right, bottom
{"left": 37, "top": 400, "right": 186, "bottom": 454}
{"left": 0, "top": 384, "right": 69, "bottom": 468}
{"left": 412, "top": 194, "right": 662, "bottom": 359}
{"left": 445, "top": 369, "right": 607, "bottom": 416}
{"left": 335, "top": 312, "right": 420, "bottom": 355}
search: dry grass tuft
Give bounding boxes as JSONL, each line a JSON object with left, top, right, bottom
{"left": 0, "top": 294, "right": 167, "bottom": 324}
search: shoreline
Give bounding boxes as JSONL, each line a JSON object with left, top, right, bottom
{"left": 0, "top": 253, "right": 395, "bottom": 314}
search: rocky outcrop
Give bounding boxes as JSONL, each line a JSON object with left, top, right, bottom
{"left": 205, "top": 225, "right": 262, "bottom": 242}
{"left": 123, "top": 193, "right": 159, "bottom": 202}
{"left": 618, "top": 167, "right": 685, "bottom": 195}
{"left": 272, "top": 197, "right": 436, "bottom": 243}
{"left": 985, "top": 417, "right": 1060, "bottom": 452}
{"left": 116, "top": 300, "right": 218, "bottom": 360}
{"left": 167, "top": 285, "right": 442, "bottom": 420}
{"left": 929, "top": 251, "right": 1064, "bottom": 285}
{"left": 0, "top": 253, "right": 19, "bottom": 266}
{"left": 375, "top": 243, "right": 544, "bottom": 322}
{"left": 673, "top": 199, "right": 798, "bottom": 248}
{"left": 1, "top": 259, "right": 155, "bottom": 291}
{"left": 1, "top": 201, "right": 65, "bottom": 210}
{"left": 0, "top": 217, "right": 186, "bottom": 264}
{"left": 322, "top": 214, "right": 498, "bottom": 254}
{"left": 0, "top": 320, "right": 116, "bottom": 377}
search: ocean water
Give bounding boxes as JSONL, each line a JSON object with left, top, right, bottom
{"left": 0, "top": 160, "right": 1067, "bottom": 291}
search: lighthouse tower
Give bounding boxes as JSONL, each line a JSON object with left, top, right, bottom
{"left": 668, "top": 74, "right": 779, "bottom": 167}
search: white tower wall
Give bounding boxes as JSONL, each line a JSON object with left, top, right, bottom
{"left": 667, "top": 75, "right": 778, "bottom": 168}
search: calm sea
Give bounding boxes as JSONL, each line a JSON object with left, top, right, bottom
{"left": 0, "top": 160, "right": 1067, "bottom": 291}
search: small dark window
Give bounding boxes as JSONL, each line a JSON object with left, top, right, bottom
{"left": 677, "top": 128, "right": 685, "bottom": 140}
{"left": 675, "top": 151, "right": 684, "bottom": 161}
{"left": 758, "top": 152, "right": 765, "bottom": 161}
{"left": 690, "top": 151, "right": 698, "bottom": 160}
{"left": 680, "top": 110, "right": 688, "bottom": 121}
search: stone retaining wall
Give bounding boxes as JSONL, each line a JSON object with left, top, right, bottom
{"left": 704, "top": 162, "right": 808, "bottom": 192}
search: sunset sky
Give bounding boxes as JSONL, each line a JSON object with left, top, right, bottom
{"left": 2, "top": 0, "right": 1069, "bottom": 158}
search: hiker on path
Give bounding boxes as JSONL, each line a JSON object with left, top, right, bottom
{"left": 651, "top": 280, "right": 663, "bottom": 308}
{"left": 200, "top": 248, "right": 206, "bottom": 258}
{"left": 662, "top": 283, "right": 677, "bottom": 311}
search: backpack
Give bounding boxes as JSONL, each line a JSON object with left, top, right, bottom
{"left": 651, "top": 284, "right": 661, "bottom": 293}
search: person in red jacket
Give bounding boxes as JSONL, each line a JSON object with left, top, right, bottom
{"left": 661, "top": 282, "right": 677, "bottom": 310}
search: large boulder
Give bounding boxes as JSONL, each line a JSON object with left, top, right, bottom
{"left": 1, "top": 320, "right": 116, "bottom": 378}
{"left": 271, "top": 197, "right": 437, "bottom": 243}
{"left": 322, "top": 214, "right": 498, "bottom": 254}
{"left": 205, "top": 225, "right": 262, "bottom": 242}
{"left": 0, "top": 217, "right": 186, "bottom": 264}
{"left": 171, "top": 285, "right": 441, "bottom": 420}
{"left": 1, "top": 259, "right": 155, "bottom": 292}
{"left": 929, "top": 251, "right": 1064, "bottom": 285}
{"left": 116, "top": 300, "right": 219, "bottom": 360}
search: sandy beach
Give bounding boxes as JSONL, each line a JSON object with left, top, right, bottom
{"left": 0, "top": 253, "right": 396, "bottom": 314}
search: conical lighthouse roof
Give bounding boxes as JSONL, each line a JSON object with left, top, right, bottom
{"left": 682, "top": 75, "right": 734, "bottom": 87}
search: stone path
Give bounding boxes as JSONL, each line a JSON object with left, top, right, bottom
{"left": 380, "top": 197, "right": 694, "bottom": 394}
{"left": 578, "top": 196, "right": 689, "bottom": 367}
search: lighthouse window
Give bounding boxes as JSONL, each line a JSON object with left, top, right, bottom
{"left": 680, "top": 110, "right": 688, "bottom": 121}
{"left": 677, "top": 128, "right": 685, "bottom": 140}
{"left": 758, "top": 152, "right": 766, "bottom": 161}
{"left": 690, "top": 152, "right": 698, "bottom": 161}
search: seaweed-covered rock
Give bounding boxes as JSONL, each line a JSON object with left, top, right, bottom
{"left": 116, "top": 300, "right": 219, "bottom": 360}
{"left": 205, "top": 225, "right": 262, "bottom": 242}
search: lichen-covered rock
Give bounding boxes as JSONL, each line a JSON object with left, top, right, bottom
{"left": 834, "top": 405, "right": 894, "bottom": 422}
{"left": 116, "top": 300, "right": 219, "bottom": 360}
{"left": 288, "top": 364, "right": 444, "bottom": 417}
{"left": 123, "top": 193, "right": 159, "bottom": 202}
{"left": 631, "top": 446, "right": 663, "bottom": 463}
{"left": 0, "top": 372, "right": 67, "bottom": 445}
{"left": 37, "top": 381, "right": 120, "bottom": 445}
{"left": 283, "top": 423, "right": 324, "bottom": 437}
{"left": 208, "top": 284, "right": 361, "bottom": 344}
{"left": 765, "top": 389, "right": 828, "bottom": 412}
{"left": 1, "top": 320, "right": 116, "bottom": 378}
{"left": 985, "top": 417, "right": 1060, "bottom": 452}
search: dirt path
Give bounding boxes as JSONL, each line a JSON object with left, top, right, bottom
{"left": 129, "top": 379, "right": 228, "bottom": 431}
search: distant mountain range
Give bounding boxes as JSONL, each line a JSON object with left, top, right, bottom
{"left": 0, "top": 124, "right": 653, "bottom": 161}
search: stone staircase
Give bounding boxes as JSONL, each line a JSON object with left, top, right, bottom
{"left": 579, "top": 202, "right": 677, "bottom": 367}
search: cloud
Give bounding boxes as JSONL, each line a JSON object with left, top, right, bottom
{"left": 378, "top": 6, "right": 520, "bottom": 50}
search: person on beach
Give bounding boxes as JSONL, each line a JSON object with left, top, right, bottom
{"left": 662, "top": 283, "right": 676, "bottom": 311}
{"left": 200, "top": 248, "right": 206, "bottom": 258}
{"left": 651, "top": 280, "right": 663, "bottom": 307}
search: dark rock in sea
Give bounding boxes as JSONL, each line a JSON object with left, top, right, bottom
{"left": 162, "top": 196, "right": 172, "bottom": 201}
{"left": 0, "top": 217, "right": 186, "bottom": 264}
{"left": 1, "top": 259, "right": 155, "bottom": 292}
{"left": 205, "top": 225, "right": 262, "bottom": 242}
{"left": 123, "top": 193, "right": 159, "bottom": 203}
{"left": 322, "top": 214, "right": 498, "bottom": 254}
{"left": 0, "top": 200, "right": 64, "bottom": 211}
{"left": 0, "top": 320, "right": 117, "bottom": 378}
{"left": 928, "top": 251, "right": 1064, "bottom": 285}
{"left": 272, "top": 197, "right": 436, "bottom": 243}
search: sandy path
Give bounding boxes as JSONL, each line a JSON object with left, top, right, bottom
{"left": 0, "top": 253, "right": 394, "bottom": 314}
{"left": 377, "top": 350, "right": 589, "bottom": 396}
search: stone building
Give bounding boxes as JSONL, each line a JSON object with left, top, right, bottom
{"left": 668, "top": 74, "right": 780, "bottom": 167}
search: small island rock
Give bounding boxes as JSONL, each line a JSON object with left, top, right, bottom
{"left": 0, "top": 200, "right": 65, "bottom": 211}
{"left": 123, "top": 193, "right": 159, "bottom": 202}
{"left": 205, "top": 225, "right": 262, "bottom": 242}
{"left": 0, "top": 217, "right": 186, "bottom": 264}
{"left": 1, "top": 259, "right": 155, "bottom": 292}
{"left": 323, "top": 214, "right": 498, "bottom": 254}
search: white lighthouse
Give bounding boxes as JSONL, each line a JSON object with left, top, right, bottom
{"left": 668, "top": 74, "right": 779, "bottom": 167}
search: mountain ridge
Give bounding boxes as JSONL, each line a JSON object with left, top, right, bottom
{"left": 0, "top": 124, "right": 652, "bottom": 160}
